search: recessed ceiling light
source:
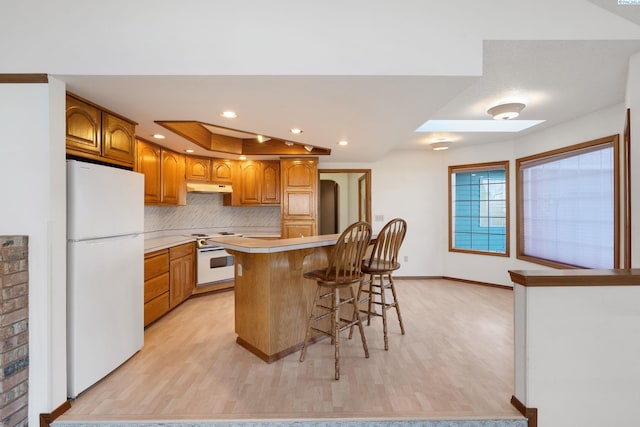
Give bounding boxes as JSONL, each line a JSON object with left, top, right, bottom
{"left": 152, "top": 134, "right": 165, "bottom": 139}
{"left": 290, "top": 128, "right": 303, "bottom": 135}
{"left": 257, "top": 135, "right": 270, "bottom": 143}
{"left": 220, "top": 111, "right": 238, "bottom": 119}
{"left": 284, "top": 141, "right": 295, "bottom": 147}
{"left": 337, "top": 140, "right": 349, "bottom": 146}
{"left": 304, "top": 145, "right": 314, "bottom": 152}
{"left": 184, "top": 149, "right": 194, "bottom": 153}
{"left": 416, "top": 120, "right": 544, "bottom": 133}
{"left": 239, "top": 155, "right": 247, "bottom": 160}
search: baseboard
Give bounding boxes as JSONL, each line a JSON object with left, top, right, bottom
{"left": 443, "top": 276, "right": 513, "bottom": 290}
{"left": 237, "top": 334, "right": 329, "bottom": 364}
{"left": 511, "top": 395, "right": 538, "bottom": 427}
{"left": 39, "top": 400, "right": 71, "bottom": 427}
{"left": 394, "top": 275, "right": 513, "bottom": 290}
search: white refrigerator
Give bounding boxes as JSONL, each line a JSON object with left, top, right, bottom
{"left": 67, "top": 160, "right": 144, "bottom": 398}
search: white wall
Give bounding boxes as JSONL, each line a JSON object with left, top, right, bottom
{"left": 441, "top": 103, "right": 627, "bottom": 286}
{"left": 515, "top": 283, "right": 640, "bottom": 427}
{"left": 369, "top": 151, "right": 447, "bottom": 277}
{"left": 322, "top": 102, "right": 627, "bottom": 285}
{"left": 3, "top": 1, "right": 640, "bottom": 77}
{"left": 627, "top": 52, "right": 640, "bottom": 267}
{"left": 0, "top": 80, "right": 67, "bottom": 426}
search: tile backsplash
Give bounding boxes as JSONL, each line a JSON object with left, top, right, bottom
{"left": 144, "top": 192, "right": 280, "bottom": 233}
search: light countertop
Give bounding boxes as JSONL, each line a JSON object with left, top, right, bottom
{"left": 144, "top": 231, "right": 282, "bottom": 253}
{"left": 206, "top": 234, "right": 341, "bottom": 254}
{"left": 144, "top": 235, "right": 195, "bottom": 253}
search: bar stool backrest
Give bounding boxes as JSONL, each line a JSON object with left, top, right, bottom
{"left": 367, "top": 218, "right": 407, "bottom": 271}
{"left": 325, "top": 221, "right": 372, "bottom": 283}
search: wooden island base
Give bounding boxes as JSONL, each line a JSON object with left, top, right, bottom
{"left": 223, "top": 235, "right": 346, "bottom": 363}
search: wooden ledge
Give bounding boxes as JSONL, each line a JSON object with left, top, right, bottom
{"left": 509, "top": 268, "right": 640, "bottom": 287}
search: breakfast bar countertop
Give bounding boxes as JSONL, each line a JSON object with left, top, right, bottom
{"left": 206, "top": 234, "right": 342, "bottom": 254}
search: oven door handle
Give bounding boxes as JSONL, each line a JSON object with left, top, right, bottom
{"left": 199, "top": 247, "right": 226, "bottom": 253}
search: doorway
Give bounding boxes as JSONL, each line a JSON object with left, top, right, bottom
{"left": 318, "top": 169, "right": 371, "bottom": 234}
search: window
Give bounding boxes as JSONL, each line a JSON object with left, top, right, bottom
{"left": 449, "top": 161, "right": 509, "bottom": 256}
{"left": 516, "top": 135, "right": 619, "bottom": 269}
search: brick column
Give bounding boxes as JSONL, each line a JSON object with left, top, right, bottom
{"left": 0, "top": 236, "right": 28, "bottom": 427}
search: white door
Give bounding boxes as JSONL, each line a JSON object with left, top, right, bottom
{"left": 67, "top": 160, "right": 144, "bottom": 240}
{"left": 67, "top": 233, "right": 143, "bottom": 398}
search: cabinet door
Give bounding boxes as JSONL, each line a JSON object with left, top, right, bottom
{"left": 169, "top": 253, "right": 194, "bottom": 308}
{"left": 211, "top": 159, "right": 233, "bottom": 185}
{"left": 161, "top": 149, "right": 186, "bottom": 205}
{"left": 282, "top": 222, "right": 316, "bottom": 238}
{"left": 281, "top": 158, "right": 318, "bottom": 236}
{"left": 281, "top": 159, "right": 317, "bottom": 221}
{"left": 261, "top": 161, "right": 281, "bottom": 205}
{"left": 239, "top": 161, "right": 262, "bottom": 205}
{"left": 135, "top": 139, "right": 162, "bottom": 204}
{"left": 66, "top": 95, "right": 101, "bottom": 156}
{"left": 102, "top": 113, "right": 135, "bottom": 167}
{"left": 186, "top": 156, "right": 211, "bottom": 182}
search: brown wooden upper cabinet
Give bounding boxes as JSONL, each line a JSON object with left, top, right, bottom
{"left": 186, "top": 157, "right": 234, "bottom": 185}
{"left": 185, "top": 156, "right": 210, "bottom": 182}
{"left": 212, "top": 159, "right": 233, "bottom": 185}
{"left": 280, "top": 158, "right": 318, "bottom": 238}
{"left": 223, "top": 160, "right": 280, "bottom": 206}
{"left": 65, "top": 94, "right": 136, "bottom": 168}
{"left": 135, "top": 138, "right": 186, "bottom": 206}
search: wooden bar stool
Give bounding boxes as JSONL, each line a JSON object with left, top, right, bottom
{"left": 299, "top": 221, "right": 372, "bottom": 380}
{"left": 352, "top": 218, "right": 407, "bottom": 350}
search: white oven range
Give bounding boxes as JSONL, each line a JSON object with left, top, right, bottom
{"left": 191, "top": 233, "right": 239, "bottom": 286}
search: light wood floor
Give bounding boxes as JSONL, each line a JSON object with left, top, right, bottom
{"left": 58, "top": 279, "right": 524, "bottom": 422}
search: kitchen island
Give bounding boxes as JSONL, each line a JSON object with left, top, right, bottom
{"left": 207, "top": 234, "right": 343, "bottom": 362}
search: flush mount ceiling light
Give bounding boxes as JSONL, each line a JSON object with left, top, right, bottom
{"left": 290, "top": 128, "right": 303, "bottom": 135}
{"left": 220, "top": 111, "right": 238, "bottom": 119}
{"left": 256, "top": 135, "right": 270, "bottom": 143}
{"left": 337, "top": 140, "right": 349, "bottom": 146}
{"left": 430, "top": 141, "right": 451, "bottom": 151}
{"left": 239, "top": 155, "right": 247, "bottom": 160}
{"left": 152, "top": 134, "right": 165, "bottom": 139}
{"left": 184, "top": 149, "right": 194, "bottom": 153}
{"left": 304, "top": 145, "right": 314, "bottom": 152}
{"left": 284, "top": 141, "right": 295, "bottom": 147}
{"left": 487, "top": 102, "right": 526, "bottom": 120}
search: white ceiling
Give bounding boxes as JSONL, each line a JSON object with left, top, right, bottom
{"left": 2, "top": 1, "right": 638, "bottom": 163}
{"left": 58, "top": 39, "right": 640, "bottom": 162}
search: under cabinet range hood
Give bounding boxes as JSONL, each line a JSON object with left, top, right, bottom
{"left": 186, "top": 182, "right": 233, "bottom": 193}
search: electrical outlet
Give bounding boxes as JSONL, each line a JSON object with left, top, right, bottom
{"left": 237, "top": 264, "right": 243, "bottom": 276}
{"left": 404, "top": 256, "right": 409, "bottom": 262}
{"left": 374, "top": 215, "right": 384, "bottom": 222}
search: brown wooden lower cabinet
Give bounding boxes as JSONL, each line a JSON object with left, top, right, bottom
{"left": 144, "top": 242, "right": 195, "bottom": 327}
{"left": 144, "top": 292, "right": 170, "bottom": 327}
{"left": 169, "top": 243, "right": 195, "bottom": 308}
{"left": 144, "top": 249, "right": 170, "bottom": 326}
